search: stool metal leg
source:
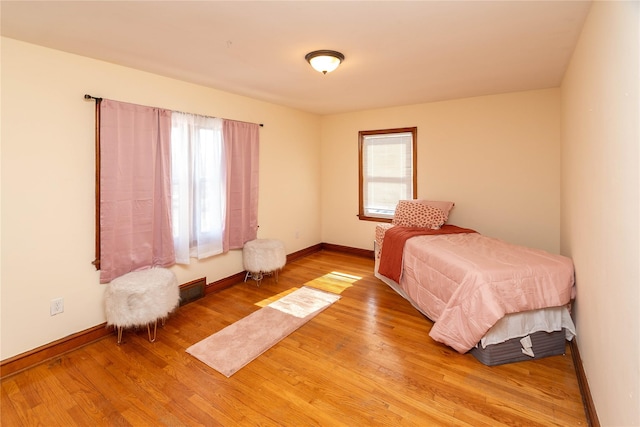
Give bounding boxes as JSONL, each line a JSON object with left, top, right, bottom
{"left": 116, "top": 326, "right": 124, "bottom": 344}
{"left": 247, "top": 271, "right": 263, "bottom": 286}
{"left": 147, "top": 319, "right": 158, "bottom": 343}
{"left": 254, "top": 271, "right": 263, "bottom": 287}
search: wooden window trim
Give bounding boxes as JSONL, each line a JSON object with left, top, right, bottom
{"left": 358, "top": 127, "right": 417, "bottom": 223}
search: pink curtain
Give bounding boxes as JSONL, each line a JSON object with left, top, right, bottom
{"left": 99, "top": 100, "right": 175, "bottom": 283}
{"left": 222, "top": 120, "right": 260, "bottom": 250}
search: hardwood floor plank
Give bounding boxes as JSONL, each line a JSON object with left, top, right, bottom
{"left": 1, "top": 379, "right": 29, "bottom": 425}
{"left": 1, "top": 250, "right": 588, "bottom": 426}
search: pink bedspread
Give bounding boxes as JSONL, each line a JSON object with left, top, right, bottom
{"left": 379, "top": 229, "right": 576, "bottom": 353}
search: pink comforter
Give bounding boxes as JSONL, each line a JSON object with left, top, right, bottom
{"left": 380, "top": 230, "right": 576, "bottom": 353}
{"left": 378, "top": 225, "right": 477, "bottom": 283}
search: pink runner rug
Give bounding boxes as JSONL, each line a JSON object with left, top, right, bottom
{"left": 186, "top": 286, "right": 340, "bottom": 377}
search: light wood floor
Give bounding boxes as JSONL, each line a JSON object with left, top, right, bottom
{"left": 1, "top": 250, "right": 587, "bottom": 426}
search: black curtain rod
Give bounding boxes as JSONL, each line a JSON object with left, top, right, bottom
{"left": 83, "top": 94, "right": 264, "bottom": 127}
{"left": 84, "top": 94, "right": 102, "bottom": 101}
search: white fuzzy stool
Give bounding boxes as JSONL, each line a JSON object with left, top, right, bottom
{"left": 104, "top": 268, "right": 180, "bottom": 344}
{"left": 243, "top": 239, "right": 286, "bottom": 286}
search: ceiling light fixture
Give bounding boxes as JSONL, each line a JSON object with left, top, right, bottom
{"left": 305, "top": 50, "right": 345, "bottom": 74}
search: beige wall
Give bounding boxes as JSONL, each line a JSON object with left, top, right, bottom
{"left": 0, "top": 38, "right": 321, "bottom": 359}
{"left": 321, "top": 89, "right": 562, "bottom": 253}
{"left": 561, "top": 2, "right": 640, "bottom": 425}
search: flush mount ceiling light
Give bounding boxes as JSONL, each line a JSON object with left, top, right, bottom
{"left": 305, "top": 50, "right": 345, "bottom": 74}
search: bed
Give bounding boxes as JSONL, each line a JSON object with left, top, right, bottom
{"left": 374, "top": 200, "right": 576, "bottom": 365}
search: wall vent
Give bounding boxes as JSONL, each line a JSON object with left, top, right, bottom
{"left": 179, "top": 277, "right": 206, "bottom": 306}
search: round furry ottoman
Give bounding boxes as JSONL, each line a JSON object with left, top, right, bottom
{"left": 104, "top": 267, "right": 180, "bottom": 344}
{"left": 243, "top": 239, "right": 286, "bottom": 286}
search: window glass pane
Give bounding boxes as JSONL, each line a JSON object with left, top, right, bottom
{"left": 171, "top": 113, "right": 225, "bottom": 262}
{"left": 365, "top": 182, "right": 412, "bottom": 217}
{"left": 195, "top": 127, "right": 223, "bottom": 237}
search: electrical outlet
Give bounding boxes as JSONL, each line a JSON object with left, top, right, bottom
{"left": 50, "top": 297, "right": 64, "bottom": 316}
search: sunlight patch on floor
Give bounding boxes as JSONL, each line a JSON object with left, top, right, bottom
{"left": 255, "top": 287, "right": 300, "bottom": 307}
{"left": 253, "top": 271, "right": 360, "bottom": 308}
{"left": 302, "top": 271, "right": 360, "bottom": 295}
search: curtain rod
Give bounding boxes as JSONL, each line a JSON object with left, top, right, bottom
{"left": 84, "top": 94, "right": 264, "bottom": 127}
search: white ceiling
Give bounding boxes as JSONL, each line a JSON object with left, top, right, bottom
{"left": 1, "top": 1, "right": 592, "bottom": 115}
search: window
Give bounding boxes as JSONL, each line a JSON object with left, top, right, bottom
{"left": 93, "top": 98, "right": 259, "bottom": 281}
{"left": 358, "top": 127, "right": 417, "bottom": 222}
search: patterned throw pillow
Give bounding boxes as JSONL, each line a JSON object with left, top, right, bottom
{"left": 392, "top": 200, "right": 447, "bottom": 229}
